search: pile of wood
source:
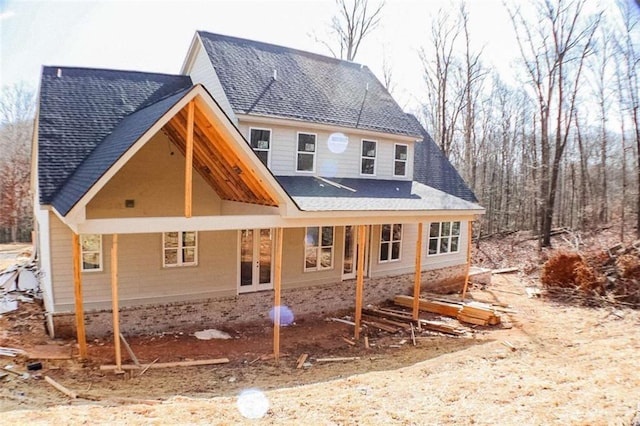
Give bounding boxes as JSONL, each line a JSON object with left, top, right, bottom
{"left": 360, "top": 306, "right": 469, "bottom": 336}
{"left": 393, "top": 295, "right": 502, "bottom": 326}
{"left": 541, "top": 241, "right": 640, "bottom": 308}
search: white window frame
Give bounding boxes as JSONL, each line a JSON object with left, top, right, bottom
{"left": 304, "top": 226, "right": 334, "bottom": 271}
{"left": 296, "top": 132, "right": 317, "bottom": 173}
{"left": 249, "top": 127, "right": 272, "bottom": 168}
{"left": 379, "top": 224, "right": 402, "bottom": 263}
{"left": 393, "top": 143, "right": 408, "bottom": 177}
{"left": 80, "top": 234, "right": 102, "bottom": 272}
{"left": 163, "top": 231, "right": 198, "bottom": 267}
{"left": 361, "top": 139, "right": 377, "bottom": 176}
{"left": 428, "top": 221, "right": 461, "bottom": 256}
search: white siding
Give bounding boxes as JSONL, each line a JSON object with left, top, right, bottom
{"left": 188, "top": 41, "right": 236, "bottom": 123}
{"left": 238, "top": 120, "right": 414, "bottom": 180}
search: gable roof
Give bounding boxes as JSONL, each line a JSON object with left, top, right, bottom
{"left": 197, "top": 31, "right": 423, "bottom": 138}
{"left": 409, "top": 115, "right": 478, "bottom": 203}
{"left": 37, "top": 66, "right": 193, "bottom": 207}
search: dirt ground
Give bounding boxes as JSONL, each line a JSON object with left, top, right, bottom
{"left": 2, "top": 231, "right": 640, "bottom": 424}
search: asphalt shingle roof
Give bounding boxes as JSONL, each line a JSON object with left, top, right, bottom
{"left": 276, "top": 176, "right": 482, "bottom": 212}
{"left": 37, "top": 66, "right": 192, "bottom": 208}
{"left": 198, "top": 31, "right": 424, "bottom": 138}
{"left": 409, "top": 115, "right": 478, "bottom": 203}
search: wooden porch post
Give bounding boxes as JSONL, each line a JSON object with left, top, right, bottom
{"left": 184, "top": 101, "right": 194, "bottom": 218}
{"left": 111, "top": 234, "right": 122, "bottom": 372}
{"left": 461, "top": 220, "right": 474, "bottom": 300}
{"left": 72, "top": 233, "right": 88, "bottom": 359}
{"left": 412, "top": 222, "right": 423, "bottom": 320}
{"left": 354, "top": 225, "right": 366, "bottom": 340}
{"left": 273, "top": 227, "right": 283, "bottom": 363}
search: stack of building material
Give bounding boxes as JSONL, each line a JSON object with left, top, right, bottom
{"left": 393, "top": 295, "right": 502, "bottom": 326}
{"left": 361, "top": 306, "right": 469, "bottom": 336}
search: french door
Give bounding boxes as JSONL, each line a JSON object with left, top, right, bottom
{"left": 239, "top": 229, "right": 273, "bottom": 293}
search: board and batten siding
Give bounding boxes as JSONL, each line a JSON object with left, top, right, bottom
{"left": 238, "top": 120, "right": 414, "bottom": 181}
{"left": 86, "top": 133, "right": 222, "bottom": 219}
{"left": 187, "top": 39, "right": 236, "bottom": 122}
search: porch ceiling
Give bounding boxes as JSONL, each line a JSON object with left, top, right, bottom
{"left": 163, "top": 99, "right": 279, "bottom": 207}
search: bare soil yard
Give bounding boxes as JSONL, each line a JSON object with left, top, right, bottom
{"left": 1, "top": 232, "right": 639, "bottom": 424}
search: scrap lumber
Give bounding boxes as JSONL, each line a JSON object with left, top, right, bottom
{"left": 119, "top": 333, "right": 140, "bottom": 366}
{"left": 315, "top": 357, "right": 360, "bottom": 362}
{"left": 341, "top": 337, "right": 356, "bottom": 346}
{"left": 362, "top": 312, "right": 411, "bottom": 330}
{"left": 363, "top": 307, "right": 415, "bottom": 323}
{"left": 361, "top": 319, "right": 398, "bottom": 333}
{"left": 492, "top": 267, "right": 520, "bottom": 274}
{"left": 419, "top": 320, "right": 468, "bottom": 336}
{"left": 296, "top": 353, "right": 308, "bottom": 369}
{"left": 394, "top": 295, "right": 461, "bottom": 317}
{"left": 139, "top": 358, "right": 159, "bottom": 376}
{"left": 330, "top": 317, "right": 356, "bottom": 326}
{"left": 0, "top": 347, "right": 26, "bottom": 357}
{"left": 44, "top": 376, "right": 77, "bottom": 399}
{"left": 100, "top": 357, "right": 229, "bottom": 371}
{"left": 456, "top": 313, "right": 488, "bottom": 326}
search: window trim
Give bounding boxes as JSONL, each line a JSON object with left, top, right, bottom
{"left": 304, "top": 226, "right": 335, "bottom": 272}
{"left": 249, "top": 127, "right": 272, "bottom": 168}
{"left": 393, "top": 143, "right": 408, "bottom": 177}
{"left": 360, "top": 139, "right": 377, "bottom": 176}
{"left": 379, "top": 223, "right": 402, "bottom": 263}
{"left": 163, "top": 231, "right": 198, "bottom": 268}
{"left": 80, "top": 234, "right": 103, "bottom": 272}
{"left": 296, "top": 132, "right": 317, "bottom": 173}
{"left": 427, "top": 221, "right": 461, "bottom": 256}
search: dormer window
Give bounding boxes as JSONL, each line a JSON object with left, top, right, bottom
{"left": 394, "top": 144, "right": 408, "bottom": 177}
{"left": 249, "top": 128, "right": 271, "bottom": 167}
{"left": 297, "top": 132, "right": 316, "bottom": 172}
{"left": 361, "top": 140, "right": 377, "bottom": 175}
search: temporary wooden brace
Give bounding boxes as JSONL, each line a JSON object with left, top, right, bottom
{"left": 111, "top": 234, "right": 122, "bottom": 373}
{"left": 412, "top": 222, "right": 423, "bottom": 320}
{"left": 461, "top": 220, "right": 474, "bottom": 300}
{"left": 72, "top": 233, "right": 87, "bottom": 359}
{"left": 184, "top": 101, "right": 194, "bottom": 218}
{"left": 354, "top": 225, "right": 366, "bottom": 340}
{"left": 273, "top": 227, "right": 283, "bottom": 363}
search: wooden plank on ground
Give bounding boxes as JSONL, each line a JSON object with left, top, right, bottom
{"left": 100, "top": 358, "right": 229, "bottom": 371}
{"left": 296, "top": 353, "right": 308, "bottom": 369}
{"left": 315, "top": 357, "right": 360, "bottom": 362}
{"left": 361, "top": 319, "right": 398, "bottom": 333}
{"left": 456, "top": 313, "right": 488, "bottom": 326}
{"left": 44, "top": 376, "right": 77, "bottom": 399}
{"left": 394, "top": 295, "right": 461, "bottom": 317}
{"left": 27, "top": 345, "right": 73, "bottom": 360}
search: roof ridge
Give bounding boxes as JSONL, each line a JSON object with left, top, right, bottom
{"left": 42, "top": 65, "right": 188, "bottom": 79}
{"left": 197, "top": 30, "right": 368, "bottom": 70}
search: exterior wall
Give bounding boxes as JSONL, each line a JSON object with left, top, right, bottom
{"left": 237, "top": 119, "right": 415, "bottom": 181}
{"left": 187, "top": 40, "right": 236, "bottom": 122}
{"left": 86, "top": 133, "right": 222, "bottom": 219}
{"left": 50, "top": 264, "right": 490, "bottom": 338}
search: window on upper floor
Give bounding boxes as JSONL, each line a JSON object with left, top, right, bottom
{"left": 249, "top": 128, "right": 271, "bottom": 167}
{"left": 361, "top": 139, "right": 377, "bottom": 175}
{"left": 297, "top": 132, "right": 316, "bottom": 172}
{"left": 80, "top": 234, "right": 102, "bottom": 272}
{"left": 379, "top": 224, "right": 402, "bottom": 262}
{"left": 428, "top": 221, "right": 461, "bottom": 255}
{"left": 394, "top": 143, "right": 408, "bottom": 177}
{"left": 305, "top": 226, "right": 334, "bottom": 271}
{"left": 163, "top": 231, "right": 198, "bottom": 267}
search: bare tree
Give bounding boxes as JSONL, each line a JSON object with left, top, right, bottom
{"left": 320, "top": 0, "right": 385, "bottom": 62}
{"left": 0, "top": 84, "right": 35, "bottom": 243}
{"left": 508, "top": 0, "right": 600, "bottom": 247}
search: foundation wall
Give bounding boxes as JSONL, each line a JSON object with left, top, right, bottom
{"left": 50, "top": 265, "right": 491, "bottom": 338}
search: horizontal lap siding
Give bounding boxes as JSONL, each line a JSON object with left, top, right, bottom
{"left": 238, "top": 120, "right": 413, "bottom": 180}
{"left": 50, "top": 213, "right": 75, "bottom": 310}
{"left": 189, "top": 43, "right": 235, "bottom": 119}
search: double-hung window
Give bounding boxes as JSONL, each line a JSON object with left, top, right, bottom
{"left": 394, "top": 144, "right": 408, "bottom": 177}
{"left": 428, "top": 221, "right": 461, "bottom": 255}
{"left": 379, "top": 224, "right": 402, "bottom": 262}
{"left": 361, "top": 140, "right": 377, "bottom": 175}
{"left": 80, "top": 234, "right": 102, "bottom": 272}
{"left": 296, "top": 132, "right": 316, "bottom": 172}
{"left": 304, "top": 226, "right": 334, "bottom": 271}
{"left": 249, "top": 128, "right": 271, "bottom": 167}
{"left": 163, "top": 231, "right": 198, "bottom": 267}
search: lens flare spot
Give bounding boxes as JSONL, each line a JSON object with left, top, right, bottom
{"left": 269, "top": 305, "right": 295, "bottom": 326}
{"left": 237, "top": 388, "right": 270, "bottom": 419}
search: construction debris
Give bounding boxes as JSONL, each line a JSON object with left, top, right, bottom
{"left": 296, "top": 353, "right": 308, "bottom": 369}
{"left": 394, "top": 295, "right": 502, "bottom": 326}
{"left": 315, "top": 357, "right": 360, "bottom": 362}
{"left": 193, "top": 329, "right": 232, "bottom": 340}
{"left": 541, "top": 241, "right": 640, "bottom": 308}
{"left": 45, "top": 376, "right": 77, "bottom": 399}
{"left": 100, "top": 357, "right": 230, "bottom": 371}
{"left": 0, "top": 347, "right": 26, "bottom": 358}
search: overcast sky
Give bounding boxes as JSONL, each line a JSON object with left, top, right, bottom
{"left": 0, "top": 0, "right": 526, "bottom": 112}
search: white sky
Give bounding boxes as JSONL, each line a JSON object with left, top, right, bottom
{"left": 0, "top": 0, "right": 530, "bottom": 113}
